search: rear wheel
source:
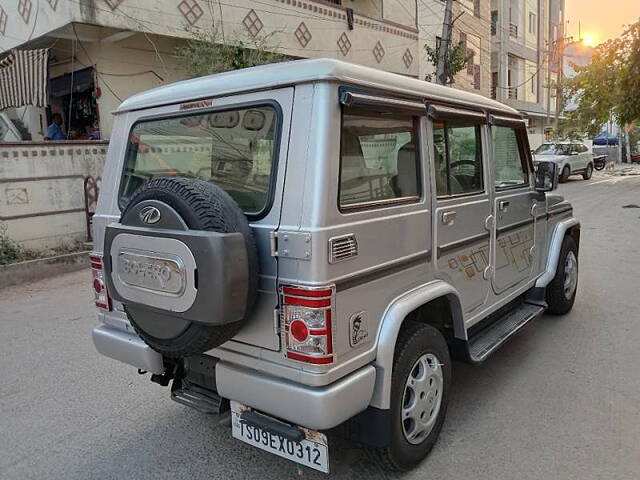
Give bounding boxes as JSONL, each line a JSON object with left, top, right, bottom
{"left": 559, "top": 165, "right": 571, "bottom": 183}
{"left": 582, "top": 163, "right": 593, "bottom": 180}
{"left": 372, "top": 323, "right": 451, "bottom": 471}
{"left": 546, "top": 235, "right": 578, "bottom": 315}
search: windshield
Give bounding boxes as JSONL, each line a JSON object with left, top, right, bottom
{"left": 534, "top": 144, "right": 573, "bottom": 156}
{"left": 119, "top": 104, "right": 279, "bottom": 215}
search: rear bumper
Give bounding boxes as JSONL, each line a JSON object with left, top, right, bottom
{"left": 216, "top": 361, "right": 376, "bottom": 430}
{"left": 92, "top": 324, "right": 164, "bottom": 374}
{"left": 93, "top": 324, "right": 377, "bottom": 430}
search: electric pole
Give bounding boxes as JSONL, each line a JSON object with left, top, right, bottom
{"left": 436, "top": 0, "right": 454, "bottom": 85}
{"left": 545, "top": 34, "right": 572, "bottom": 137}
{"left": 554, "top": 26, "right": 572, "bottom": 131}
{"left": 545, "top": 38, "right": 552, "bottom": 135}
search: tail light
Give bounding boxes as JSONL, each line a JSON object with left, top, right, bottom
{"left": 90, "top": 253, "right": 112, "bottom": 311}
{"left": 281, "top": 285, "right": 334, "bottom": 364}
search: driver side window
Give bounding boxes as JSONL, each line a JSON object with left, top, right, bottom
{"left": 432, "top": 121, "right": 484, "bottom": 197}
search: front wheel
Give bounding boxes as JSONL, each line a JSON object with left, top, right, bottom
{"left": 546, "top": 235, "right": 578, "bottom": 315}
{"left": 583, "top": 163, "right": 593, "bottom": 180}
{"left": 559, "top": 165, "right": 571, "bottom": 183}
{"left": 372, "top": 323, "right": 451, "bottom": 471}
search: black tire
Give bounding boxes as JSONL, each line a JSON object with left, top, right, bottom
{"left": 559, "top": 165, "right": 571, "bottom": 183}
{"left": 372, "top": 323, "right": 451, "bottom": 471}
{"left": 582, "top": 163, "right": 593, "bottom": 180}
{"left": 545, "top": 235, "right": 578, "bottom": 315}
{"left": 120, "top": 177, "right": 259, "bottom": 357}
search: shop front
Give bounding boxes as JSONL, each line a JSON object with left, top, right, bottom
{"left": 48, "top": 66, "right": 101, "bottom": 141}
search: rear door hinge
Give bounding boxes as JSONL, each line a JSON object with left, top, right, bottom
{"left": 269, "top": 231, "right": 312, "bottom": 260}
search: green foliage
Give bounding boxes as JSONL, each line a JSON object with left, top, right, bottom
{"left": 562, "top": 21, "right": 640, "bottom": 137}
{"left": 0, "top": 223, "right": 38, "bottom": 266}
{"left": 176, "top": 23, "right": 288, "bottom": 78}
{"left": 424, "top": 41, "right": 472, "bottom": 84}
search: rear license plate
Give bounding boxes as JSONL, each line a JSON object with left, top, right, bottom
{"left": 117, "top": 249, "right": 185, "bottom": 294}
{"left": 230, "top": 402, "right": 329, "bottom": 473}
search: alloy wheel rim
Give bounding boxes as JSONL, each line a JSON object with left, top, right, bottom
{"left": 401, "top": 353, "right": 443, "bottom": 445}
{"left": 563, "top": 251, "right": 578, "bottom": 299}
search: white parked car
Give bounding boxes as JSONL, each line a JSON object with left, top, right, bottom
{"left": 533, "top": 142, "right": 594, "bottom": 182}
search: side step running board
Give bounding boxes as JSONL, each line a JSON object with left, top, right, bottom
{"left": 171, "top": 378, "right": 228, "bottom": 414}
{"left": 466, "top": 303, "right": 545, "bottom": 363}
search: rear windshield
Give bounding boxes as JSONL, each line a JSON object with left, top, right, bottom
{"left": 119, "top": 104, "right": 279, "bottom": 215}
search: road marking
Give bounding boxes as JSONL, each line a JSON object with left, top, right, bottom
{"left": 588, "top": 176, "right": 640, "bottom": 186}
{"left": 588, "top": 178, "right": 614, "bottom": 186}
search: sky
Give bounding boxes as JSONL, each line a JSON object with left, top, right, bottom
{"left": 565, "top": 0, "right": 640, "bottom": 45}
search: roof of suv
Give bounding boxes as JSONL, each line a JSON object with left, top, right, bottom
{"left": 116, "top": 58, "right": 520, "bottom": 116}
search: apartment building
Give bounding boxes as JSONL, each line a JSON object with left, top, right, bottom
{"left": 418, "top": 0, "right": 492, "bottom": 98}
{"left": 0, "top": 0, "right": 420, "bottom": 140}
{"left": 491, "top": 0, "right": 565, "bottom": 148}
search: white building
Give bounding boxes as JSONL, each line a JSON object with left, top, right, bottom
{"left": 418, "top": 0, "right": 492, "bottom": 99}
{"left": 490, "top": 0, "right": 565, "bottom": 148}
{"left": 0, "top": 0, "right": 421, "bottom": 140}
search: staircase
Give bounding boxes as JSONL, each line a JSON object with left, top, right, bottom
{"left": 10, "top": 117, "right": 32, "bottom": 141}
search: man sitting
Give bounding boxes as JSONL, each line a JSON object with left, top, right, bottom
{"left": 44, "top": 113, "right": 67, "bottom": 141}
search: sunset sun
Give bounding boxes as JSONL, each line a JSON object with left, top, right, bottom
{"left": 582, "top": 33, "right": 598, "bottom": 47}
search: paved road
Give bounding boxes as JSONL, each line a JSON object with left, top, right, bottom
{"left": 1, "top": 174, "right": 639, "bottom": 480}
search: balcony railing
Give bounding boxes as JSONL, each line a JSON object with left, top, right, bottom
{"left": 509, "top": 23, "right": 518, "bottom": 38}
{"left": 491, "top": 23, "right": 497, "bottom": 35}
{"left": 507, "top": 87, "right": 518, "bottom": 100}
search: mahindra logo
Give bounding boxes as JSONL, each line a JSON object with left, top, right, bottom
{"left": 139, "top": 206, "right": 161, "bottom": 225}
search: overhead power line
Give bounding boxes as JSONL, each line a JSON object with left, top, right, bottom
{"left": 71, "top": 23, "right": 123, "bottom": 102}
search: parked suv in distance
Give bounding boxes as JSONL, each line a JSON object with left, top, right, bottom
{"left": 90, "top": 59, "right": 580, "bottom": 474}
{"left": 533, "top": 142, "right": 594, "bottom": 182}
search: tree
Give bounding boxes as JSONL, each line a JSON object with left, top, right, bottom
{"left": 562, "top": 21, "right": 640, "bottom": 137}
{"left": 176, "top": 22, "right": 287, "bottom": 78}
{"left": 424, "top": 41, "right": 472, "bottom": 85}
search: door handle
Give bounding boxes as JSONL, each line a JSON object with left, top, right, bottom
{"left": 498, "top": 200, "right": 510, "bottom": 212}
{"left": 442, "top": 211, "right": 457, "bottom": 225}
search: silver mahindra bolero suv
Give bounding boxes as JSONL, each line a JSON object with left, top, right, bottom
{"left": 91, "top": 59, "right": 579, "bottom": 473}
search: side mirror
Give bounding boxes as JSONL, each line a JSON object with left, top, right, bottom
{"left": 534, "top": 161, "right": 558, "bottom": 192}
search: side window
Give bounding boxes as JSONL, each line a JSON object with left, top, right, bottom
{"left": 340, "top": 108, "right": 420, "bottom": 208}
{"left": 432, "top": 121, "right": 483, "bottom": 197}
{"left": 493, "top": 126, "right": 528, "bottom": 189}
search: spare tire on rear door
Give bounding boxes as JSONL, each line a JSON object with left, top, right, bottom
{"left": 104, "top": 177, "right": 259, "bottom": 358}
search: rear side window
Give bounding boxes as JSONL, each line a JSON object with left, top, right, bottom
{"left": 339, "top": 108, "right": 420, "bottom": 209}
{"left": 492, "top": 126, "right": 528, "bottom": 188}
{"left": 120, "top": 104, "right": 279, "bottom": 216}
{"left": 433, "top": 121, "right": 483, "bottom": 197}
